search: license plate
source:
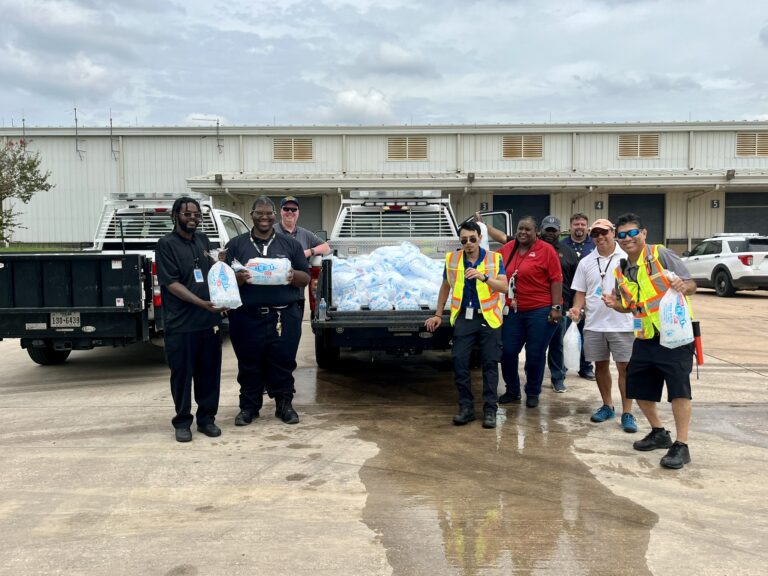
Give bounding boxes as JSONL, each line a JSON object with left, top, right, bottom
{"left": 50, "top": 312, "right": 81, "bottom": 328}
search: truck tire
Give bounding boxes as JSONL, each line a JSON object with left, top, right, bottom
{"left": 714, "top": 269, "right": 736, "bottom": 297}
{"left": 315, "top": 330, "right": 340, "bottom": 369}
{"left": 27, "top": 347, "right": 72, "bottom": 365}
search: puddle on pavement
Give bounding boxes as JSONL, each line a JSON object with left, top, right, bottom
{"left": 312, "top": 353, "right": 657, "bottom": 576}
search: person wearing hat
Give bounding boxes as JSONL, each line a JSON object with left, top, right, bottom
{"left": 275, "top": 196, "right": 331, "bottom": 314}
{"left": 539, "top": 216, "right": 579, "bottom": 393}
{"left": 567, "top": 218, "right": 637, "bottom": 432}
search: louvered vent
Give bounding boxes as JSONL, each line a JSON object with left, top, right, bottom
{"left": 98, "top": 209, "right": 216, "bottom": 241}
{"left": 736, "top": 133, "right": 768, "bottom": 157}
{"left": 502, "top": 135, "right": 543, "bottom": 159}
{"left": 273, "top": 137, "right": 313, "bottom": 161}
{"left": 618, "top": 134, "right": 659, "bottom": 158}
{"left": 387, "top": 136, "right": 428, "bottom": 160}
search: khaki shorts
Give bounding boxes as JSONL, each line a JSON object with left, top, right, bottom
{"left": 583, "top": 330, "right": 634, "bottom": 363}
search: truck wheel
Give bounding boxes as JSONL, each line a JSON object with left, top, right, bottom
{"left": 315, "top": 331, "right": 340, "bottom": 369}
{"left": 27, "top": 347, "right": 72, "bottom": 365}
{"left": 714, "top": 270, "right": 736, "bottom": 297}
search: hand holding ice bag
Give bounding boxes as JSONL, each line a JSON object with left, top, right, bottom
{"left": 659, "top": 271, "right": 694, "bottom": 349}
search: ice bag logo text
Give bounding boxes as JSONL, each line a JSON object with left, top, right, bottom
{"left": 250, "top": 263, "right": 278, "bottom": 274}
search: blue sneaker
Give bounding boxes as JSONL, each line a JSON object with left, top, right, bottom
{"left": 621, "top": 412, "right": 638, "bottom": 433}
{"left": 590, "top": 404, "right": 616, "bottom": 423}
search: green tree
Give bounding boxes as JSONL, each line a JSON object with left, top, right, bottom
{"left": 0, "top": 139, "right": 53, "bottom": 243}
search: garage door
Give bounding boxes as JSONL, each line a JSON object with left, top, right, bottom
{"left": 725, "top": 192, "right": 768, "bottom": 235}
{"left": 268, "top": 195, "right": 323, "bottom": 234}
{"left": 492, "top": 193, "right": 550, "bottom": 230}
{"left": 609, "top": 193, "right": 665, "bottom": 244}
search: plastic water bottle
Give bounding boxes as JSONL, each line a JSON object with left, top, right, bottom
{"left": 319, "top": 297, "right": 328, "bottom": 321}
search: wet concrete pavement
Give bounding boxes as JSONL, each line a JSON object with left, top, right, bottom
{"left": 0, "top": 290, "right": 766, "bottom": 575}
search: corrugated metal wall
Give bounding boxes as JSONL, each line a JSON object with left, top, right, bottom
{"left": 4, "top": 125, "right": 767, "bottom": 244}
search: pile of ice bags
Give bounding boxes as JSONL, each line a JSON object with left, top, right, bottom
{"left": 331, "top": 242, "right": 445, "bottom": 312}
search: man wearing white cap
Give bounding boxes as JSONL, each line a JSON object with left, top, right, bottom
{"left": 568, "top": 218, "right": 637, "bottom": 433}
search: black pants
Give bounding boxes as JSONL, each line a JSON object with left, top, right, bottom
{"left": 452, "top": 312, "right": 502, "bottom": 411}
{"left": 229, "top": 303, "right": 302, "bottom": 413}
{"left": 165, "top": 327, "right": 222, "bottom": 429}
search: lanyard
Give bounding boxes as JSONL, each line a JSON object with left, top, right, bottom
{"left": 189, "top": 238, "right": 200, "bottom": 268}
{"left": 251, "top": 232, "right": 276, "bottom": 257}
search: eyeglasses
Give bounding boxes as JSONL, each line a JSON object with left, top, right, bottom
{"left": 460, "top": 237, "right": 478, "bottom": 245}
{"left": 251, "top": 211, "right": 274, "bottom": 218}
{"left": 617, "top": 228, "right": 642, "bottom": 240}
{"left": 282, "top": 206, "right": 298, "bottom": 213}
{"left": 590, "top": 228, "right": 610, "bottom": 238}
{"left": 181, "top": 212, "right": 202, "bottom": 220}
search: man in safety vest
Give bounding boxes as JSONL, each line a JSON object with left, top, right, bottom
{"left": 425, "top": 221, "right": 509, "bottom": 429}
{"left": 604, "top": 213, "right": 697, "bottom": 470}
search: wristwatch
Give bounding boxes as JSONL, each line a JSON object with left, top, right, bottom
{"left": 309, "top": 247, "right": 315, "bottom": 256}
{"left": 551, "top": 305, "right": 562, "bottom": 311}
{"left": 482, "top": 273, "right": 489, "bottom": 283}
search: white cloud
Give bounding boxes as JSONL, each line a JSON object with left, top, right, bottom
{"left": 316, "top": 89, "right": 394, "bottom": 124}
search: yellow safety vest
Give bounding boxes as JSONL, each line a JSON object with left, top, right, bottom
{"left": 614, "top": 244, "right": 693, "bottom": 339}
{"left": 444, "top": 250, "right": 504, "bottom": 328}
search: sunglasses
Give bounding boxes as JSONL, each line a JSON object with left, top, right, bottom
{"left": 460, "top": 237, "right": 478, "bottom": 245}
{"left": 180, "top": 211, "right": 202, "bottom": 220}
{"left": 590, "top": 228, "right": 610, "bottom": 238}
{"left": 251, "top": 210, "right": 274, "bottom": 218}
{"left": 617, "top": 228, "right": 642, "bottom": 240}
{"left": 282, "top": 206, "right": 298, "bottom": 213}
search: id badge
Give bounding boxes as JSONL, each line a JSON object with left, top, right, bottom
{"left": 193, "top": 268, "right": 204, "bottom": 283}
{"left": 594, "top": 286, "right": 603, "bottom": 298}
{"left": 633, "top": 318, "right": 642, "bottom": 331}
{"left": 465, "top": 308, "right": 474, "bottom": 320}
{"left": 503, "top": 305, "right": 509, "bottom": 316}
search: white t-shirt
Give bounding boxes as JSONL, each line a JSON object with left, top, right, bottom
{"left": 571, "top": 243, "right": 634, "bottom": 333}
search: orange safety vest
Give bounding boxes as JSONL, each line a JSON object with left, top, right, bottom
{"left": 444, "top": 250, "right": 504, "bottom": 328}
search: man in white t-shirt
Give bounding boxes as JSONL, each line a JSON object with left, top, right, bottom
{"left": 568, "top": 219, "right": 637, "bottom": 433}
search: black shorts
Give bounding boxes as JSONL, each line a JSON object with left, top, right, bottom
{"left": 626, "top": 336, "right": 693, "bottom": 402}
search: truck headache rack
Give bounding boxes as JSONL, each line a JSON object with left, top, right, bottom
{"left": 94, "top": 204, "right": 217, "bottom": 244}
{"left": 335, "top": 205, "right": 455, "bottom": 238}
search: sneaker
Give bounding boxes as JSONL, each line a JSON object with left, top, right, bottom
{"left": 578, "top": 369, "right": 596, "bottom": 381}
{"left": 660, "top": 441, "right": 691, "bottom": 469}
{"left": 590, "top": 404, "right": 615, "bottom": 423}
{"left": 174, "top": 428, "right": 192, "bottom": 443}
{"left": 621, "top": 413, "right": 638, "bottom": 433}
{"left": 453, "top": 406, "right": 476, "bottom": 426}
{"left": 482, "top": 409, "right": 497, "bottom": 429}
{"left": 525, "top": 395, "right": 539, "bottom": 408}
{"left": 499, "top": 392, "right": 522, "bottom": 404}
{"left": 552, "top": 381, "right": 567, "bottom": 393}
{"left": 633, "top": 428, "right": 673, "bottom": 452}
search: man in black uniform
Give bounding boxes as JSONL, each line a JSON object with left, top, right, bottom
{"left": 539, "top": 216, "right": 579, "bottom": 393}
{"left": 156, "top": 197, "right": 225, "bottom": 443}
{"left": 225, "top": 196, "right": 310, "bottom": 427}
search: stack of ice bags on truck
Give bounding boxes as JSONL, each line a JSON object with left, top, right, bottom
{"left": 331, "top": 242, "right": 445, "bottom": 311}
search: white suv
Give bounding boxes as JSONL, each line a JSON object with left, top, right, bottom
{"left": 682, "top": 234, "right": 768, "bottom": 297}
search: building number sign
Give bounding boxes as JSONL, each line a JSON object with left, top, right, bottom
{"left": 594, "top": 201, "right": 604, "bottom": 210}
{"left": 711, "top": 199, "right": 720, "bottom": 209}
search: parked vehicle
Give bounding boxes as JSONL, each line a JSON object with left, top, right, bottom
{"left": 681, "top": 233, "right": 768, "bottom": 296}
{"left": 0, "top": 194, "right": 249, "bottom": 364}
{"left": 311, "top": 190, "right": 511, "bottom": 368}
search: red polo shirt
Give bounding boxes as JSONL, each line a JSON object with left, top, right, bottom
{"left": 497, "top": 239, "right": 563, "bottom": 312}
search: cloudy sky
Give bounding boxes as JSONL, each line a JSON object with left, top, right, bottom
{"left": 1, "top": 0, "right": 767, "bottom": 128}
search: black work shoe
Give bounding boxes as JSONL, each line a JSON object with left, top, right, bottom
{"left": 498, "top": 392, "right": 522, "bottom": 404}
{"left": 578, "top": 370, "right": 596, "bottom": 381}
{"left": 633, "top": 428, "right": 673, "bottom": 451}
{"left": 660, "top": 441, "right": 691, "bottom": 469}
{"left": 275, "top": 399, "right": 300, "bottom": 425}
{"left": 175, "top": 428, "right": 192, "bottom": 443}
{"left": 482, "top": 409, "right": 497, "bottom": 429}
{"left": 453, "top": 406, "right": 476, "bottom": 426}
{"left": 234, "top": 410, "right": 258, "bottom": 427}
{"left": 197, "top": 423, "right": 222, "bottom": 437}
{"left": 526, "top": 395, "right": 539, "bottom": 408}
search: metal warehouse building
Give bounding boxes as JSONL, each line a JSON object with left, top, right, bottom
{"left": 3, "top": 121, "right": 768, "bottom": 251}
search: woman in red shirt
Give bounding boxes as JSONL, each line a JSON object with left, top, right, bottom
{"left": 497, "top": 216, "right": 563, "bottom": 408}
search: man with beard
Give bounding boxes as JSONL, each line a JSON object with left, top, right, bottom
{"left": 156, "top": 197, "right": 225, "bottom": 443}
{"left": 562, "top": 213, "right": 596, "bottom": 380}
{"left": 225, "top": 197, "right": 310, "bottom": 427}
{"left": 425, "top": 221, "right": 508, "bottom": 428}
